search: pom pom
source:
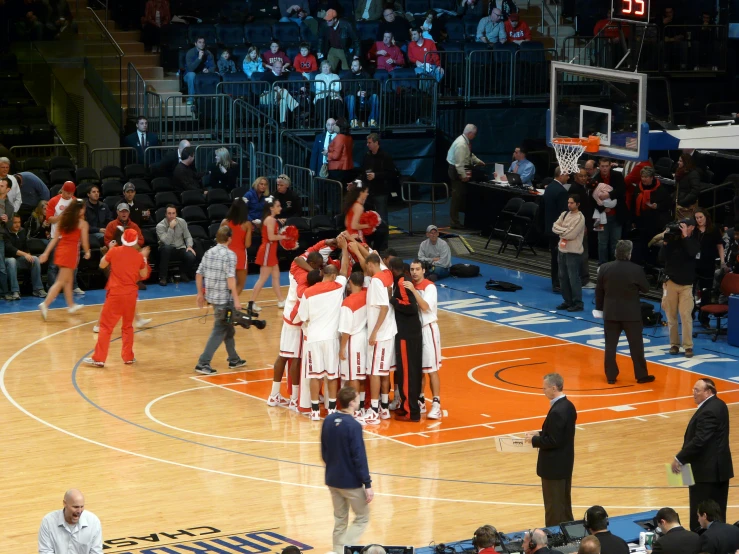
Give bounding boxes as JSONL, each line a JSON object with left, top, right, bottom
{"left": 280, "top": 225, "right": 300, "bottom": 250}
{"left": 359, "top": 210, "right": 381, "bottom": 235}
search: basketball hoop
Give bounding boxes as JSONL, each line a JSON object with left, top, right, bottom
{"left": 551, "top": 136, "right": 601, "bottom": 175}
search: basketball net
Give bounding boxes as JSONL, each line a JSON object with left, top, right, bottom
{"left": 552, "top": 136, "right": 601, "bottom": 174}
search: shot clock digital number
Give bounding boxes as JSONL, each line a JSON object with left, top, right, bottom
{"left": 611, "top": 0, "right": 651, "bottom": 23}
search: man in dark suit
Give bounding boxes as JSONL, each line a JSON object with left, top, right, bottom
{"left": 697, "top": 499, "right": 739, "bottom": 554}
{"left": 594, "top": 239, "right": 655, "bottom": 385}
{"left": 123, "top": 116, "right": 159, "bottom": 163}
{"left": 309, "top": 118, "right": 337, "bottom": 176}
{"left": 523, "top": 529, "right": 563, "bottom": 554}
{"left": 583, "top": 506, "right": 628, "bottom": 554}
{"left": 151, "top": 139, "right": 190, "bottom": 179}
{"left": 526, "top": 372, "right": 577, "bottom": 527}
{"left": 542, "top": 167, "right": 571, "bottom": 292}
{"left": 172, "top": 146, "right": 202, "bottom": 193}
{"left": 671, "top": 379, "right": 734, "bottom": 531}
{"left": 651, "top": 506, "right": 701, "bottom": 554}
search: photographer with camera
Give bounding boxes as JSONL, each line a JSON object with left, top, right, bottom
{"left": 194, "top": 226, "right": 247, "bottom": 375}
{"left": 659, "top": 217, "right": 700, "bottom": 358}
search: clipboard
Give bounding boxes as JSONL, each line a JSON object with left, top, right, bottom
{"left": 665, "top": 463, "right": 695, "bottom": 486}
{"left": 495, "top": 436, "right": 533, "bottom": 453}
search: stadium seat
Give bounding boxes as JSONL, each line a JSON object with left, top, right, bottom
{"left": 310, "top": 214, "right": 336, "bottom": 240}
{"left": 444, "top": 20, "right": 466, "bottom": 42}
{"left": 188, "top": 24, "right": 218, "bottom": 45}
{"left": 244, "top": 23, "right": 273, "bottom": 47}
{"left": 464, "top": 20, "right": 479, "bottom": 41}
{"left": 75, "top": 167, "right": 100, "bottom": 184}
{"left": 129, "top": 178, "right": 152, "bottom": 195}
{"left": 356, "top": 21, "right": 380, "bottom": 51}
{"left": 142, "top": 227, "right": 158, "bottom": 246}
{"left": 208, "top": 222, "right": 221, "bottom": 239}
{"left": 430, "top": 0, "right": 455, "bottom": 11}
{"left": 189, "top": 225, "right": 208, "bottom": 240}
{"left": 152, "top": 177, "right": 173, "bottom": 193}
{"left": 100, "top": 165, "right": 124, "bottom": 181}
{"left": 155, "top": 206, "right": 167, "bottom": 223}
{"left": 102, "top": 180, "right": 123, "bottom": 198}
{"left": 273, "top": 22, "right": 301, "bottom": 45}
{"left": 207, "top": 203, "right": 228, "bottom": 222}
{"left": 230, "top": 187, "right": 246, "bottom": 200}
{"left": 194, "top": 72, "right": 222, "bottom": 95}
{"left": 182, "top": 205, "right": 209, "bottom": 227}
{"left": 125, "top": 163, "right": 147, "bottom": 180}
{"left": 104, "top": 196, "right": 122, "bottom": 212}
{"left": 405, "top": 0, "right": 430, "bottom": 14}
{"left": 338, "top": 0, "right": 355, "bottom": 20}
{"left": 135, "top": 194, "right": 155, "bottom": 214}
{"left": 206, "top": 188, "right": 230, "bottom": 206}
{"left": 181, "top": 190, "right": 207, "bottom": 206}
{"left": 49, "top": 184, "right": 62, "bottom": 197}
{"left": 49, "top": 156, "right": 75, "bottom": 171}
{"left": 217, "top": 23, "right": 246, "bottom": 47}
{"left": 49, "top": 169, "right": 74, "bottom": 186}
{"left": 22, "top": 157, "right": 49, "bottom": 171}
{"left": 75, "top": 182, "right": 93, "bottom": 198}
{"left": 155, "top": 191, "right": 180, "bottom": 208}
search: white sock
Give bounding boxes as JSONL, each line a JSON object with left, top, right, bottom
{"left": 381, "top": 393, "right": 389, "bottom": 404}
{"left": 270, "top": 382, "right": 281, "bottom": 396}
{"left": 371, "top": 399, "right": 379, "bottom": 409}
{"left": 359, "top": 391, "right": 366, "bottom": 402}
{"left": 291, "top": 385, "right": 299, "bottom": 400}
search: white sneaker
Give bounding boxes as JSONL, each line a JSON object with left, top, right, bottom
{"left": 92, "top": 325, "right": 99, "bottom": 333}
{"left": 288, "top": 398, "right": 298, "bottom": 412}
{"left": 135, "top": 317, "right": 153, "bottom": 328}
{"left": 267, "top": 393, "right": 290, "bottom": 407}
{"left": 277, "top": 300, "right": 285, "bottom": 308}
{"left": 427, "top": 401, "right": 442, "bottom": 420}
{"left": 419, "top": 399, "right": 427, "bottom": 413}
{"left": 388, "top": 397, "right": 401, "bottom": 410}
{"left": 68, "top": 304, "right": 84, "bottom": 314}
{"left": 310, "top": 409, "right": 321, "bottom": 421}
{"left": 38, "top": 302, "right": 48, "bottom": 321}
{"left": 363, "top": 409, "right": 380, "bottom": 425}
{"left": 83, "top": 357, "right": 105, "bottom": 368}
{"left": 250, "top": 303, "right": 262, "bottom": 313}
{"left": 327, "top": 408, "right": 337, "bottom": 415}
{"left": 73, "top": 287, "right": 85, "bottom": 296}
{"left": 354, "top": 410, "right": 367, "bottom": 425}
{"left": 582, "top": 282, "right": 596, "bottom": 289}
{"left": 380, "top": 407, "right": 391, "bottom": 420}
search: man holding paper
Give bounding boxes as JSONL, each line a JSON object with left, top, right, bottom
{"left": 671, "top": 378, "right": 733, "bottom": 531}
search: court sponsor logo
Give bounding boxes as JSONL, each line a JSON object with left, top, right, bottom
{"left": 105, "top": 528, "right": 313, "bottom": 554}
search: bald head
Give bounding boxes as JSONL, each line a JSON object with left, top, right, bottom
{"left": 63, "top": 489, "right": 85, "bottom": 525}
{"left": 178, "top": 139, "right": 191, "bottom": 155}
{"left": 531, "top": 529, "right": 548, "bottom": 548}
{"left": 463, "top": 124, "right": 478, "bottom": 140}
{"left": 323, "top": 264, "right": 338, "bottom": 280}
{"left": 578, "top": 536, "right": 600, "bottom": 554}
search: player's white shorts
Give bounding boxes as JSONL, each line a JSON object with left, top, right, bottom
{"left": 279, "top": 323, "right": 303, "bottom": 359}
{"left": 368, "top": 338, "right": 395, "bottom": 376}
{"left": 304, "top": 339, "right": 340, "bottom": 379}
{"left": 340, "top": 331, "right": 367, "bottom": 381}
{"left": 422, "top": 322, "right": 442, "bottom": 374}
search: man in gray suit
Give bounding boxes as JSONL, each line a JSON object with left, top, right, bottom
{"left": 594, "top": 240, "right": 655, "bottom": 385}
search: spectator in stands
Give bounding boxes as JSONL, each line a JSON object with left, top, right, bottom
{"left": 457, "top": 0, "right": 485, "bottom": 19}
{"left": 153, "top": 139, "right": 190, "bottom": 178}
{"left": 584, "top": 158, "right": 598, "bottom": 181}
{"left": 124, "top": 116, "right": 159, "bottom": 164}
{"left": 418, "top": 225, "right": 451, "bottom": 281}
{"left": 243, "top": 46, "right": 265, "bottom": 78}
{"left": 472, "top": 525, "right": 498, "bottom": 554}
{"left": 173, "top": 146, "right": 202, "bottom": 193}
{"left": 651, "top": 507, "right": 701, "bottom": 554}
{"left": 141, "top": 0, "right": 170, "bottom": 53}
{"left": 0, "top": 178, "right": 13, "bottom": 296}
{"left": 355, "top": 0, "right": 383, "bottom": 21}
{"left": 314, "top": 59, "right": 343, "bottom": 119}
{"left": 495, "top": 146, "right": 535, "bottom": 185}
{"left": 273, "top": 175, "right": 302, "bottom": 218}
{"left": 409, "top": 28, "right": 444, "bottom": 82}
{"left": 361, "top": 133, "right": 395, "bottom": 227}
{"left": 103, "top": 203, "right": 145, "bottom": 252}
{"left": 184, "top": 36, "right": 215, "bottom": 103}
{"left": 578, "top": 536, "right": 600, "bottom": 554}
{"left": 592, "top": 157, "right": 626, "bottom": 266}
{"left": 156, "top": 205, "right": 197, "bottom": 286}
{"left": 594, "top": 10, "right": 630, "bottom": 42}
{"left": 583, "top": 505, "right": 629, "bottom": 554}
{"left": 5, "top": 214, "right": 45, "bottom": 299}
{"left": 660, "top": 6, "right": 687, "bottom": 70}
{"left": 25, "top": 200, "right": 50, "bottom": 242}
{"left": 696, "top": 499, "right": 739, "bottom": 554}
{"left": 327, "top": 118, "right": 354, "bottom": 186}
{"left": 695, "top": 12, "right": 719, "bottom": 71}
{"left": 217, "top": 50, "right": 237, "bottom": 75}
{"left": 245, "top": 176, "right": 269, "bottom": 223}
{"left": 122, "top": 182, "right": 151, "bottom": 227}
{"left": 447, "top": 124, "right": 484, "bottom": 229}
{"left": 38, "top": 489, "right": 102, "bottom": 554}
{"left": 310, "top": 118, "right": 337, "bottom": 176}
{"left": 504, "top": 13, "right": 531, "bottom": 43}
{"left": 476, "top": 8, "right": 507, "bottom": 44}
{"left": 205, "top": 147, "right": 238, "bottom": 191}
{"left": 260, "top": 59, "right": 300, "bottom": 125}
{"left": 319, "top": 9, "right": 360, "bottom": 72}
{"left": 344, "top": 59, "right": 379, "bottom": 128}
{"left": 263, "top": 40, "right": 292, "bottom": 72}
{"left": 377, "top": 9, "right": 411, "bottom": 46}
{"left": 522, "top": 529, "right": 560, "bottom": 554}
{"left": 633, "top": 166, "right": 670, "bottom": 265}
{"left": 543, "top": 167, "right": 571, "bottom": 292}
{"left": 14, "top": 4, "right": 45, "bottom": 41}
{"left": 420, "top": 11, "right": 441, "bottom": 42}
{"left": 368, "top": 32, "right": 405, "bottom": 73}
{"left": 84, "top": 185, "right": 112, "bottom": 247}
{"left": 489, "top": 0, "right": 518, "bottom": 18}
{"left": 694, "top": 209, "right": 724, "bottom": 328}
{"left": 675, "top": 153, "right": 702, "bottom": 219}
{"left": 0, "top": 160, "right": 20, "bottom": 214}
{"left": 294, "top": 42, "right": 318, "bottom": 76}
{"left": 15, "top": 173, "right": 50, "bottom": 217}
{"left": 279, "top": 0, "right": 311, "bottom": 24}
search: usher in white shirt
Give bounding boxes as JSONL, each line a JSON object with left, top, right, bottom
{"left": 38, "top": 509, "right": 103, "bottom": 554}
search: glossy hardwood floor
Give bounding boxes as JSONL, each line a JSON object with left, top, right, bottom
{"left": 3, "top": 289, "right": 738, "bottom": 553}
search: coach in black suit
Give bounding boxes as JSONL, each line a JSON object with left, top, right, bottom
{"left": 697, "top": 499, "right": 739, "bottom": 554}
{"left": 671, "top": 379, "right": 733, "bottom": 531}
{"left": 123, "top": 116, "right": 159, "bottom": 163}
{"left": 526, "top": 372, "right": 577, "bottom": 527}
{"left": 309, "top": 118, "right": 337, "bottom": 176}
{"left": 651, "top": 507, "right": 701, "bottom": 554}
{"left": 594, "top": 239, "right": 655, "bottom": 385}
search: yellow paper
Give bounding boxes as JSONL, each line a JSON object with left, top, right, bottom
{"left": 665, "top": 463, "right": 695, "bottom": 486}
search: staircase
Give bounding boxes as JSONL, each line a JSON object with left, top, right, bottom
{"left": 519, "top": 0, "right": 577, "bottom": 55}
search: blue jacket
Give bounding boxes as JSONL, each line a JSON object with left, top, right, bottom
{"left": 321, "top": 411, "right": 371, "bottom": 489}
{"left": 18, "top": 171, "right": 50, "bottom": 208}
{"left": 310, "top": 132, "right": 328, "bottom": 176}
{"left": 185, "top": 46, "right": 215, "bottom": 74}
{"left": 244, "top": 188, "right": 265, "bottom": 221}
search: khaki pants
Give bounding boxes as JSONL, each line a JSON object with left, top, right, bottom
{"left": 329, "top": 486, "right": 370, "bottom": 552}
{"left": 259, "top": 88, "right": 299, "bottom": 123}
{"left": 662, "top": 280, "right": 694, "bottom": 349}
{"left": 328, "top": 47, "right": 350, "bottom": 72}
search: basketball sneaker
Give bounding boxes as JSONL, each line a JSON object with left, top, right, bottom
{"left": 380, "top": 407, "right": 391, "bottom": 420}
{"left": 427, "top": 401, "right": 442, "bottom": 420}
{"left": 267, "top": 394, "right": 290, "bottom": 407}
{"left": 388, "top": 397, "right": 401, "bottom": 410}
{"left": 134, "top": 317, "right": 153, "bottom": 328}
{"left": 288, "top": 398, "right": 299, "bottom": 412}
{"left": 354, "top": 411, "right": 367, "bottom": 425}
{"left": 310, "top": 410, "right": 321, "bottom": 421}
{"left": 363, "top": 409, "right": 380, "bottom": 425}
{"left": 419, "top": 399, "right": 427, "bottom": 413}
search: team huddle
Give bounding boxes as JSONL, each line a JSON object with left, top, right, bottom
{"left": 267, "top": 232, "right": 443, "bottom": 424}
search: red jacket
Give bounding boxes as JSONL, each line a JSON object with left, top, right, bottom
{"left": 408, "top": 38, "right": 440, "bottom": 66}
{"left": 143, "top": 0, "right": 171, "bottom": 25}
{"left": 103, "top": 219, "right": 145, "bottom": 248}
{"left": 368, "top": 41, "right": 405, "bottom": 72}
{"left": 327, "top": 134, "right": 354, "bottom": 171}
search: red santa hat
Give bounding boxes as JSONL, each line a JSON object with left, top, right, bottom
{"left": 121, "top": 228, "right": 138, "bottom": 247}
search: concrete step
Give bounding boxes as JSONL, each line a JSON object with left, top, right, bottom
{"left": 111, "top": 30, "right": 142, "bottom": 42}
{"left": 101, "top": 65, "right": 164, "bottom": 80}
{"left": 118, "top": 42, "right": 146, "bottom": 54}
{"left": 148, "top": 78, "right": 181, "bottom": 93}
{"left": 122, "top": 53, "right": 161, "bottom": 67}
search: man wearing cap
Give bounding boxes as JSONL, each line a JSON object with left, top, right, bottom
{"left": 504, "top": 13, "right": 531, "bottom": 43}
{"left": 122, "top": 182, "right": 151, "bottom": 227}
{"left": 156, "top": 204, "right": 197, "bottom": 287}
{"left": 45, "top": 181, "right": 84, "bottom": 294}
{"left": 417, "top": 225, "right": 451, "bottom": 282}
{"left": 659, "top": 217, "right": 700, "bottom": 358}
{"left": 103, "top": 203, "right": 145, "bottom": 252}
{"left": 319, "top": 9, "right": 360, "bottom": 72}
{"left": 84, "top": 228, "right": 151, "bottom": 368}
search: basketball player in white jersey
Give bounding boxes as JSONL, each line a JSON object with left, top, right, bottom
{"left": 405, "top": 259, "right": 442, "bottom": 419}
{"left": 338, "top": 271, "right": 370, "bottom": 424}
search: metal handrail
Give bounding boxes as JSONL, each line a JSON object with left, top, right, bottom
{"left": 87, "top": 0, "right": 109, "bottom": 28}
{"left": 540, "top": 0, "right": 559, "bottom": 50}
{"left": 127, "top": 63, "right": 147, "bottom": 120}
{"left": 400, "top": 181, "right": 449, "bottom": 235}
{"left": 86, "top": 7, "right": 123, "bottom": 57}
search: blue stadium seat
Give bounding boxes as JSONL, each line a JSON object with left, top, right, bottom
{"left": 273, "top": 22, "right": 301, "bottom": 45}
{"left": 430, "top": 0, "right": 455, "bottom": 11}
{"left": 244, "top": 23, "right": 273, "bottom": 46}
{"left": 373, "top": 69, "right": 390, "bottom": 85}
{"left": 188, "top": 24, "right": 218, "bottom": 45}
{"left": 444, "top": 20, "right": 466, "bottom": 42}
{"left": 356, "top": 21, "right": 380, "bottom": 43}
{"left": 286, "top": 45, "right": 300, "bottom": 60}
{"left": 464, "top": 20, "right": 479, "bottom": 41}
{"left": 405, "top": 0, "right": 430, "bottom": 15}
{"left": 440, "top": 40, "right": 464, "bottom": 51}
{"left": 217, "top": 24, "right": 245, "bottom": 46}
{"left": 338, "top": 0, "right": 355, "bottom": 20}
{"left": 194, "top": 73, "right": 222, "bottom": 95}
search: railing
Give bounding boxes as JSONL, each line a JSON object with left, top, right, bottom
{"left": 381, "top": 76, "right": 438, "bottom": 129}
{"left": 127, "top": 63, "right": 147, "bottom": 122}
{"left": 541, "top": 0, "right": 559, "bottom": 48}
{"left": 513, "top": 48, "right": 557, "bottom": 100}
{"left": 90, "top": 147, "right": 137, "bottom": 170}
{"left": 85, "top": 7, "right": 123, "bottom": 129}
{"left": 254, "top": 152, "right": 283, "bottom": 181}
{"left": 313, "top": 177, "right": 344, "bottom": 219}
{"left": 229, "top": 96, "right": 279, "bottom": 157}
{"left": 467, "top": 49, "right": 514, "bottom": 101}
{"left": 283, "top": 164, "right": 314, "bottom": 217}
{"left": 162, "top": 94, "right": 231, "bottom": 144}
{"left": 400, "top": 181, "right": 449, "bottom": 235}
{"left": 10, "top": 143, "right": 89, "bottom": 168}
{"left": 87, "top": 0, "right": 109, "bottom": 28}
{"left": 194, "top": 143, "right": 246, "bottom": 190}
{"left": 278, "top": 130, "right": 313, "bottom": 170}
{"left": 144, "top": 145, "right": 179, "bottom": 167}
{"left": 427, "top": 51, "right": 466, "bottom": 101}
{"left": 697, "top": 179, "right": 737, "bottom": 223}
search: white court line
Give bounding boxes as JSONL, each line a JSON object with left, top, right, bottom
{"left": 441, "top": 336, "right": 552, "bottom": 350}
{"left": 444, "top": 343, "right": 569, "bottom": 359}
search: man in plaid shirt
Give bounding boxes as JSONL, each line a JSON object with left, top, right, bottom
{"left": 194, "top": 226, "right": 246, "bottom": 375}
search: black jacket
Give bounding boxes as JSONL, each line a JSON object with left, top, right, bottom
{"left": 543, "top": 180, "right": 570, "bottom": 237}
{"left": 676, "top": 395, "right": 734, "bottom": 483}
{"left": 360, "top": 148, "right": 397, "bottom": 197}
{"left": 152, "top": 151, "right": 179, "bottom": 178}
{"left": 123, "top": 131, "right": 159, "bottom": 163}
{"left": 699, "top": 521, "right": 739, "bottom": 554}
{"left": 390, "top": 276, "right": 422, "bottom": 339}
{"left": 659, "top": 236, "right": 700, "bottom": 286}
{"left": 677, "top": 168, "right": 702, "bottom": 207}
{"left": 592, "top": 531, "right": 628, "bottom": 554}
{"left": 320, "top": 20, "right": 360, "bottom": 62}
{"left": 532, "top": 396, "right": 577, "bottom": 480}
{"left": 172, "top": 162, "right": 202, "bottom": 193}
{"left": 5, "top": 227, "right": 30, "bottom": 258}
{"left": 273, "top": 188, "right": 303, "bottom": 219}
{"left": 635, "top": 180, "right": 672, "bottom": 237}
{"left": 0, "top": 197, "right": 15, "bottom": 240}
{"left": 593, "top": 168, "right": 627, "bottom": 224}
{"left": 310, "top": 131, "right": 330, "bottom": 175}
{"left": 205, "top": 162, "right": 238, "bottom": 191}
{"left": 595, "top": 260, "right": 649, "bottom": 322}
{"left": 84, "top": 200, "right": 112, "bottom": 233}
{"left": 651, "top": 526, "right": 701, "bottom": 554}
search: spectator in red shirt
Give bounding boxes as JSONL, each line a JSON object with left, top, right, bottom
{"left": 368, "top": 32, "right": 405, "bottom": 72}
{"left": 593, "top": 12, "right": 630, "bottom": 41}
{"left": 262, "top": 40, "right": 292, "bottom": 71}
{"left": 504, "top": 13, "right": 531, "bottom": 43}
{"left": 293, "top": 42, "right": 318, "bottom": 76}
{"left": 408, "top": 28, "right": 444, "bottom": 82}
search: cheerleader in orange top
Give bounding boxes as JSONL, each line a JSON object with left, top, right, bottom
{"left": 248, "top": 196, "right": 285, "bottom": 315}
{"left": 343, "top": 181, "right": 371, "bottom": 241}
{"left": 38, "top": 199, "right": 91, "bottom": 320}
{"left": 222, "top": 198, "right": 253, "bottom": 295}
